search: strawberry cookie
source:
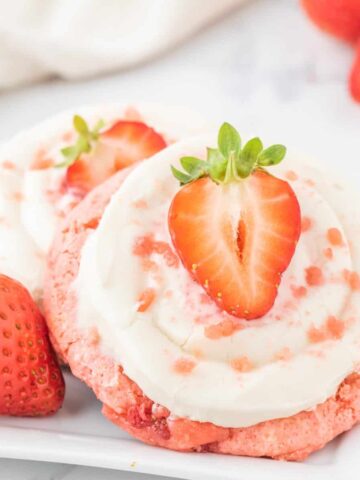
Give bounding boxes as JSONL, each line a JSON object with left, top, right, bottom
{"left": 45, "top": 124, "right": 360, "bottom": 460}
{"left": 0, "top": 103, "right": 207, "bottom": 301}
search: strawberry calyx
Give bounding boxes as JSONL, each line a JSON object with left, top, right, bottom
{"left": 171, "top": 122, "right": 286, "bottom": 186}
{"left": 56, "top": 115, "right": 105, "bottom": 168}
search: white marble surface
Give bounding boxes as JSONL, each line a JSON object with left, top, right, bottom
{"left": 1, "top": 0, "right": 360, "bottom": 478}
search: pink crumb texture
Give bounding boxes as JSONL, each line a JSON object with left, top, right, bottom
{"left": 327, "top": 227, "right": 344, "bottom": 247}
{"left": 44, "top": 170, "right": 360, "bottom": 461}
{"left": 1, "top": 160, "right": 16, "bottom": 170}
{"left": 173, "top": 358, "right": 196, "bottom": 375}
{"left": 343, "top": 269, "right": 360, "bottom": 291}
{"left": 230, "top": 356, "right": 253, "bottom": 372}
{"left": 305, "top": 266, "right": 325, "bottom": 286}
{"left": 204, "top": 319, "right": 241, "bottom": 340}
{"left": 307, "top": 316, "right": 346, "bottom": 344}
{"left": 30, "top": 148, "right": 54, "bottom": 170}
{"left": 291, "top": 285, "right": 307, "bottom": 299}
{"left": 324, "top": 247, "right": 333, "bottom": 260}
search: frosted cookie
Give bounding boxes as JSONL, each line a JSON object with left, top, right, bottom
{"left": 45, "top": 124, "right": 360, "bottom": 460}
{"left": 0, "top": 103, "right": 207, "bottom": 301}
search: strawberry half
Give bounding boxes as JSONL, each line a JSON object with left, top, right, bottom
{"left": 0, "top": 275, "right": 65, "bottom": 416}
{"left": 169, "top": 124, "right": 301, "bottom": 320}
{"left": 62, "top": 117, "right": 166, "bottom": 193}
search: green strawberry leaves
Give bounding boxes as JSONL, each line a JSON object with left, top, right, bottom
{"left": 218, "top": 122, "right": 241, "bottom": 159}
{"left": 56, "top": 115, "right": 105, "bottom": 168}
{"left": 258, "top": 145, "right": 286, "bottom": 166}
{"left": 171, "top": 122, "right": 286, "bottom": 185}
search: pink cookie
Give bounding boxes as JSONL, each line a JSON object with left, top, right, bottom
{"left": 44, "top": 169, "right": 360, "bottom": 461}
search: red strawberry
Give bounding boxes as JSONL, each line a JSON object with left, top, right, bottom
{"left": 169, "top": 172, "right": 300, "bottom": 319}
{"left": 301, "top": 1, "right": 360, "bottom": 102}
{"left": 169, "top": 124, "right": 301, "bottom": 320}
{"left": 350, "top": 41, "right": 360, "bottom": 102}
{"left": 0, "top": 275, "right": 65, "bottom": 416}
{"left": 66, "top": 120, "right": 166, "bottom": 193}
{"left": 301, "top": 0, "right": 360, "bottom": 43}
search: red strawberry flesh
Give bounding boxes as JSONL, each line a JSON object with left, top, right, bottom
{"left": 169, "top": 171, "right": 301, "bottom": 320}
{"left": 66, "top": 120, "right": 166, "bottom": 193}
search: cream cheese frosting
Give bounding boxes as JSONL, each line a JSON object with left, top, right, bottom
{"left": 76, "top": 134, "right": 360, "bottom": 428}
{"left": 0, "top": 103, "right": 208, "bottom": 299}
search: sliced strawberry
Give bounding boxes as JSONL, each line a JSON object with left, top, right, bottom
{"left": 101, "top": 121, "right": 167, "bottom": 169}
{"left": 0, "top": 275, "right": 65, "bottom": 416}
{"left": 169, "top": 171, "right": 301, "bottom": 320}
{"left": 66, "top": 120, "right": 166, "bottom": 193}
{"left": 301, "top": 0, "right": 360, "bottom": 43}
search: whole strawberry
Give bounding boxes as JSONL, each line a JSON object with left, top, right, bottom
{"left": 301, "top": 0, "right": 360, "bottom": 102}
{"left": 301, "top": 0, "right": 360, "bottom": 43}
{"left": 0, "top": 275, "right": 65, "bottom": 416}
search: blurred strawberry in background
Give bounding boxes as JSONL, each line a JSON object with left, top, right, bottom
{"left": 301, "top": 0, "right": 360, "bottom": 102}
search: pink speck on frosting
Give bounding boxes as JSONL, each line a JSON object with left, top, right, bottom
{"left": 307, "top": 326, "right": 327, "bottom": 344}
{"left": 305, "top": 266, "right": 325, "bottom": 287}
{"left": 88, "top": 326, "right": 100, "bottom": 346}
{"left": 61, "top": 131, "right": 74, "bottom": 142}
{"left": 133, "top": 234, "right": 179, "bottom": 268}
{"left": 301, "top": 217, "right": 313, "bottom": 233}
{"left": 204, "top": 319, "right": 241, "bottom": 340}
{"left": 231, "top": 356, "right": 253, "bottom": 372}
{"left": 324, "top": 247, "right": 333, "bottom": 260}
{"left": 326, "top": 316, "right": 345, "bottom": 339}
{"left": 137, "top": 288, "right": 156, "bottom": 312}
{"left": 274, "top": 347, "right": 292, "bottom": 361}
{"left": 291, "top": 285, "right": 307, "bottom": 299}
{"left": 307, "top": 316, "right": 345, "bottom": 344}
{"left": 132, "top": 199, "right": 148, "bottom": 209}
{"left": 12, "top": 191, "right": 24, "bottom": 202}
{"left": 30, "top": 148, "right": 54, "bottom": 170}
{"left": 191, "top": 348, "right": 204, "bottom": 360}
{"left": 343, "top": 269, "right": 360, "bottom": 291}
{"left": 305, "top": 178, "right": 315, "bottom": 187}
{"left": 285, "top": 170, "right": 298, "bottom": 181}
{"left": 327, "top": 228, "right": 344, "bottom": 247}
{"left": 1, "top": 160, "right": 16, "bottom": 170}
{"left": 173, "top": 358, "right": 196, "bottom": 375}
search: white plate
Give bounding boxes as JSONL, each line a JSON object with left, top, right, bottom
{"left": 0, "top": 371, "right": 359, "bottom": 480}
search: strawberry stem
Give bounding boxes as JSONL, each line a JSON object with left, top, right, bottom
{"left": 223, "top": 152, "right": 240, "bottom": 184}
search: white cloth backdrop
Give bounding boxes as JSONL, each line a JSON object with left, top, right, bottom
{"left": 0, "top": 0, "right": 245, "bottom": 89}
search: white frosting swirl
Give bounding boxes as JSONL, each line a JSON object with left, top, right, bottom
{"left": 76, "top": 135, "right": 360, "bottom": 428}
{"left": 0, "top": 103, "right": 208, "bottom": 299}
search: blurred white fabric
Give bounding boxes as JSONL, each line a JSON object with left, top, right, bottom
{"left": 0, "top": 0, "right": 245, "bottom": 89}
